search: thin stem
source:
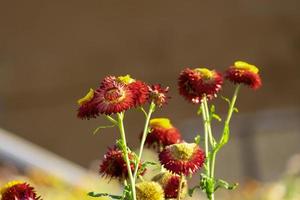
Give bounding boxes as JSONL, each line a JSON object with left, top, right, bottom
{"left": 224, "top": 85, "right": 240, "bottom": 126}
{"left": 177, "top": 175, "right": 184, "bottom": 200}
{"left": 117, "top": 113, "right": 137, "bottom": 200}
{"left": 203, "top": 97, "right": 216, "bottom": 147}
{"left": 200, "top": 100, "right": 210, "bottom": 176}
{"left": 133, "top": 102, "right": 156, "bottom": 181}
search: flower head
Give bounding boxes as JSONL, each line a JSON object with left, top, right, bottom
{"left": 178, "top": 68, "right": 223, "bottom": 103}
{"left": 145, "top": 118, "right": 182, "bottom": 151}
{"left": 0, "top": 181, "right": 41, "bottom": 200}
{"left": 225, "top": 61, "right": 262, "bottom": 89}
{"left": 159, "top": 143, "right": 205, "bottom": 176}
{"left": 99, "top": 146, "right": 145, "bottom": 180}
{"left": 95, "top": 76, "right": 134, "bottom": 115}
{"left": 148, "top": 84, "right": 170, "bottom": 107}
{"left": 136, "top": 181, "right": 165, "bottom": 200}
{"left": 77, "top": 88, "right": 99, "bottom": 119}
{"left": 152, "top": 171, "right": 187, "bottom": 199}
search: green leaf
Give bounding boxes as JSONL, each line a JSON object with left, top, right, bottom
{"left": 188, "top": 185, "right": 200, "bottom": 197}
{"left": 221, "top": 95, "right": 231, "bottom": 106}
{"left": 233, "top": 107, "right": 239, "bottom": 113}
{"left": 212, "top": 114, "right": 222, "bottom": 122}
{"left": 194, "top": 135, "right": 201, "bottom": 145}
{"left": 93, "top": 124, "right": 116, "bottom": 135}
{"left": 139, "top": 107, "right": 148, "bottom": 118}
{"left": 210, "top": 105, "right": 216, "bottom": 113}
{"left": 215, "top": 179, "right": 238, "bottom": 191}
{"left": 88, "top": 192, "right": 123, "bottom": 199}
{"left": 197, "top": 105, "right": 202, "bottom": 115}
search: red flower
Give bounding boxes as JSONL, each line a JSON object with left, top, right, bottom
{"left": 128, "top": 81, "right": 150, "bottom": 107}
{"left": 1, "top": 181, "right": 41, "bottom": 200}
{"left": 178, "top": 68, "right": 223, "bottom": 103}
{"left": 95, "top": 76, "right": 134, "bottom": 115}
{"left": 77, "top": 88, "right": 100, "bottom": 119}
{"left": 152, "top": 171, "right": 187, "bottom": 199}
{"left": 159, "top": 143, "right": 205, "bottom": 176}
{"left": 145, "top": 118, "right": 182, "bottom": 151}
{"left": 148, "top": 84, "right": 170, "bottom": 107}
{"left": 100, "top": 146, "right": 145, "bottom": 180}
{"left": 225, "top": 61, "right": 262, "bottom": 89}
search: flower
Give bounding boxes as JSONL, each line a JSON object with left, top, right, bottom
{"left": 225, "top": 61, "right": 262, "bottom": 89}
{"left": 77, "top": 88, "right": 100, "bottom": 119}
{"left": 152, "top": 171, "right": 187, "bottom": 199}
{"left": 0, "top": 181, "right": 41, "bottom": 200}
{"left": 178, "top": 68, "right": 223, "bottom": 103}
{"left": 95, "top": 76, "right": 135, "bottom": 115}
{"left": 136, "top": 181, "right": 165, "bottom": 200}
{"left": 118, "top": 75, "right": 149, "bottom": 107}
{"left": 145, "top": 118, "right": 182, "bottom": 150}
{"left": 99, "top": 146, "right": 145, "bottom": 180}
{"left": 159, "top": 143, "right": 205, "bottom": 176}
{"left": 148, "top": 84, "right": 170, "bottom": 107}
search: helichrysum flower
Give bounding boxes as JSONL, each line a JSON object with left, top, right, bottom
{"left": 159, "top": 143, "right": 205, "bottom": 176}
{"left": 99, "top": 146, "right": 145, "bottom": 180}
{"left": 148, "top": 84, "right": 170, "bottom": 107}
{"left": 0, "top": 181, "right": 41, "bottom": 200}
{"left": 225, "top": 61, "right": 262, "bottom": 89}
{"left": 152, "top": 171, "right": 187, "bottom": 199}
{"left": 136, "top": 181, "right": 165, "bottom": 200}
{"left": 178, "top": 68, "right": 223, "bottom": 103}
{"left": 77, "top": 88, "right": 100, "bottom": 119}
{"left": 145, "top": 118, "right": 182, "bottom": 150}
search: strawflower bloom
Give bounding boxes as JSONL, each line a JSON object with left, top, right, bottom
{"left": 77, "top": 88, "right": 100, "bottom": 119}
{"left": 178, "top": 68, "right": 223, "bottom": 103}
{"left": 99, "top": 146, "right": 145, "bottom": 180}
{"left": 145, "top": 118, "right": 182, "bottom": 150}
{"left": 152, "top": 171, "right": 187, "bottom": 199}
{"left": 95, "top": 76, "right": 135, "bottom": 115}
{"left": 148, "top": 84, "right": 170, "bottom": 107}
{"left": 117, "top": 75, "right": 150, "bottom": 107}
{"left": 225, "top": 61, "right": 262, "bottom": 89}
{"left": 136, "top": 181, "right": 165, "bottom": 200}
{"left": 159, "top": 143, "right": 205, "bottom": 176}
{"left": 0, "top": 181, "right": 41, "bottom": 200}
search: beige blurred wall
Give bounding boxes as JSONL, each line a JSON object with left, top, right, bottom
{"left": 0, "top": 0, "right": 299, "bottom": 174}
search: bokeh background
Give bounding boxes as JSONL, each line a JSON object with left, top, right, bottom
{"left": 0, "top": 1, "right": 300, "bottom": 199}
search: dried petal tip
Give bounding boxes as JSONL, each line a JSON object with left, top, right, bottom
{"left": 1, "top": 181, "right": 41, "bottom": 200}
{"left": 178, "top": 67, "right": 223, "bottom": 103}
{"left": 145, "top": 118, "right": 182, "bottom": 150}
{"left": 225, "top": 61, "right": 262, "bottom": 89}
{"left": 77, "top": 88, "right": 99, "bottom": 119}
{"left": 149, "top": 84, "right": 170, "bottom": 107}
{"left": 99, "top": 146, "right": 145, "bottom": 180}
{"left": 152, "top": 171, "right": 187, "bottom": 199}
{"left": 136, "top": 181, "right": 165, "bottom": 200}
{"left": 159, "top": 143, "right": 205, "bottom": 176}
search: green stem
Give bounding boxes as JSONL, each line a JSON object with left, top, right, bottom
{"left": 200, "top": 100, "right": 210, "bottom": 176}
{"left": 117, "top": 112, "right": 137, "bottom": 200}
{"left": 133, "top": 102, "right": 156, "bottom": 181}
{"left": 203, "top": 97, "right": 216, "bottom": 147}
{"left": 224, "top": 85, "right": 240, "bottom": 126}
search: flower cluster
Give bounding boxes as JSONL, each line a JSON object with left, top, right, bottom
{"left": 77, "top": 75, "right": 169, "bottom": 119}
{"left": 0, "top": 181, "right": 41, "bottom": 200}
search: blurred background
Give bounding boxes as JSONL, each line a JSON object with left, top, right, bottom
{"left": 0, "top": 0, "right": 300, "bottom": 199}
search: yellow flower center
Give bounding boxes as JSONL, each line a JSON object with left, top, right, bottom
{"left": 136, "top": 181, "right": 165, "bottom": 200}
{"left": 234, "top": 61, "right": 259, "bottom": 74}
{"left": 77, "top": 88, "right": 94, "bottom": 106}
{"left": 117, "top": 74, "right": 135, "bottom": 84}
{"left": 195, "top": 68, "right": 214, "bottom": 79}
{"left": 170, "top": 143, "right": 197, "bottom": 161}
{"left": 150, "top": 118, "right": 173, "bottom": 129}
{"left": 1, "top": 180, "right": 23, "bottom": 195}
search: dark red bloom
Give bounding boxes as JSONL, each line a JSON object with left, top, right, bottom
{"left": 1, "top": 181, "right": 41, "bottom": 200}
{"left": 148, "top": 84, "right": 170, "bottom": 107}
{"left": 152, "top": 171, "right": 187, "bottom": 199}
{"left": 225, "top": 61, "right": 262, "bottom": 89}
{"left": 178, "top": 68, "right": 223, "bottom": 103}
{"left": 77, "top": 88, "right": 100, "bottom": 119}
{"left": 159, "top": 143, "right": 205, "bottom": 176}
{"left": 128, "top": 80, "right": 150, "bottom": 107}
{"left": 100, "top": 146, "right": 145, "bottom": 180}
{"left": 145, "top": 118, "right": 182, "bottom": 151}
{"left": 94, "top": 76, "right": 134, "bottom": 115}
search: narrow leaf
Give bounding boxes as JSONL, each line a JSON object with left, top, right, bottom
{"left": 194, "top": 135, "right": 201, "bottom": 145}
{"left": 93, "top": 124, "right": 116, "bottom": 135}
{"left": 88, "top": 192, "right": 122, "bottom": 199}
{"left": 221, "top": 95, "right": 231, "bottom": 106}
{"left": 212, "top": 114, "right": 222, "bottom": 122}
